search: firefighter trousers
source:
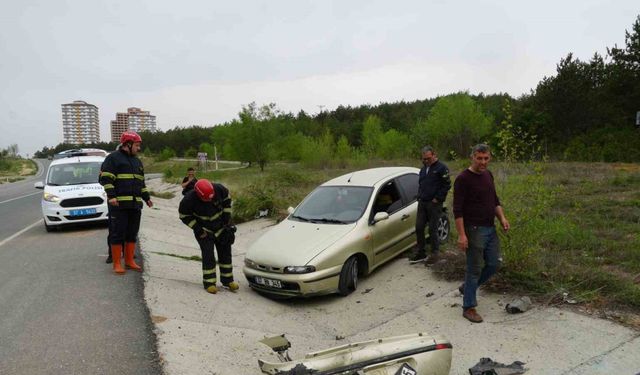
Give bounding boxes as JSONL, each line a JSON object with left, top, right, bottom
{"left": 196, "top": 235, "right": 234, "bottom": 288}
{"left": 109, "top": 208, "right": 141, "bottom": 243}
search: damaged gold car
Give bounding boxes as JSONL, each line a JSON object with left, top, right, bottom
{"left": 243, "top": 167, "right": 450, "bottom": 297}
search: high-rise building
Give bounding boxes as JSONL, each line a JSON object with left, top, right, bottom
{"left": 61, "top": 100, "right": 100, "bottom": 144}
{"left": 110, "top": 107, "right": 157, "bottom": 142}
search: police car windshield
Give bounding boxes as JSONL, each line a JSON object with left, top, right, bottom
{"left": 47, "top": 162, "right": 102, "bottom": 186}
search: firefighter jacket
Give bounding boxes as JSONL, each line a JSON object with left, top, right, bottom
{"left": 99, "top": 149, "right": 150, "bottom": 210}
{"left": 178, "top": 184, "right": 232, "bottom": 239}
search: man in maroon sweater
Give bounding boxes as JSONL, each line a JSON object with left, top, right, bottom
{"left": 453, "top": 144, "right": 510, "bottom": 323}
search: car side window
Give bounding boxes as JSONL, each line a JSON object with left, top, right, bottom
{"left": 372, "top": 180, "right": 403, "bottom": 215}
{"left": 396, "top": 173, "right": 419, "bottom": 204}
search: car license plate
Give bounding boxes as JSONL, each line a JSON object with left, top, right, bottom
{"left": 255, "top": 276, "right": 282, "bottom": 288}
{"left": 69, "top": 208, "right": 97, "bottom": 216}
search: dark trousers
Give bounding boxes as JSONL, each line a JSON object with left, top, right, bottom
{"left": 109, "top": 208, "right": 141, "bottom": 243}
{"left": 415, "top": 200, "right": 443, "bottom": 255}
{"left": 196, "top": 235, "right": 234, "bottom": 288}
{"left": 463, "top": 226, "right": 501, "bottom": 310}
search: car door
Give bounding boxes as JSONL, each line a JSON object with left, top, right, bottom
{"left": 370, "top": 178, "right": 415, "bottom": 265}
{"left": 395, "top": 172, "right": 419, "bottom": 228}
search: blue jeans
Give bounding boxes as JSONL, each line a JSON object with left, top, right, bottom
{"left": 463, "top": 226, "right": 501, "bottom": 310}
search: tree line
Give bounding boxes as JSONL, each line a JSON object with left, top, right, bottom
{"left": 35, "top": 16, "right": 640, "bottom": 165}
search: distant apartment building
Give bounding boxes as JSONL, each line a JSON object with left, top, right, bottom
{"left": 61, "top": 100, "right": 100, "bottom": 144}
{"left": 110, "top": 107, "right": 157, "bottom": 142}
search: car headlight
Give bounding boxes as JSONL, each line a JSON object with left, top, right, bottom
{"left": 43, "top": 192, "right": 61, "bottom": 202}
{"left": 244, "top": 258, "right": 257, "bottom": 268}
{"left": 284, "top": 265, "right": 316, "bottom": 274}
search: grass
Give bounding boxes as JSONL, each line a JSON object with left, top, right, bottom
{"left": 0, "top": 158, "right": 37, "bottom": 178}
{"left": 434, "top": 161, "right": 640, "bottom": 316}
{"left": 151, "top": 251, "right": 202, "bottom": 262}
{"left": 146, "top": 156, "right": 640, "bottom": 312}
{"left": 149, "top": 190, "right": 176, "bottom": 199}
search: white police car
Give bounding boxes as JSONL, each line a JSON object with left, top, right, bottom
{"left": 34, "top": 150, "right": 109, "bottom": 232}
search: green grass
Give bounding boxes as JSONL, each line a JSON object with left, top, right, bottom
{"left": 0, "top": 158, "right": 37, "bottom": 178}
{"left": 436, "top": 161, "right": 640, "bottom": 310}
{"left": 146, "top": 156, "right": 640, "bottom": 309}
{"left": 149, "top": 190, "right": 176, "bottom": 199}
{"left": 150, "top": 251, "right": 202, "bottom": 262}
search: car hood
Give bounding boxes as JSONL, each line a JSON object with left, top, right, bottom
{"left": 45, "top": 183, "right": 105, "bottom": 198}
{"left": 247, "top": 219, "right": 357, "bottom": 267}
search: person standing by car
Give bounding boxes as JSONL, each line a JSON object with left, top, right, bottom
{"left": 179, "top": 179, "right": 238, "bottom": 294}
{"left": 181, "top": 167, "right": 198, "bottom": 195}
{"left": 409, "top": 146, "right": 451, "bottom": 265}
{"left": 453, "top": 144, "right": 510, "bottom": 323}
{"left": 99, "top": 131, "right": 153, "bottom": 274}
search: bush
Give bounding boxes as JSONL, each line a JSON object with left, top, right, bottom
{"left": 157, "top": 147, "right": 176, "bottom": 162}
{"left": 163, "top": 167, "right": 174, "bottom": 179}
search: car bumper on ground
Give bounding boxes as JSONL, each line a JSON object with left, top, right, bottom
{"left": 243, "top": 264, "right": 343, "bottom": 297}
{"left": 42, "top": 201, "right": 109, "bottom": 226}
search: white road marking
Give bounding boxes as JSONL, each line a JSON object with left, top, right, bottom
{"left": 0, "top": 220, "right": 42, "bottom": 248}
{"left": 0, "top": 191, "right": 42, "bottom": 205}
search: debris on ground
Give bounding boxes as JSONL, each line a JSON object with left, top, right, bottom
{"left": 361, "top": 288, "right": 374, "bottom": 294}
{"left": 505, "top": 296, "right": 532, "bottom": 314}
{"left": 469, "top": 357, "right": 527, "bottom": 375}
{"left": 255, "top": 209, "right": 269, "bottom": 218}
{"left": 562, "top": 292, "right": 578, "bottom": 304}
{"left": 426, "top": 292, "right": 434, "bottom": 298}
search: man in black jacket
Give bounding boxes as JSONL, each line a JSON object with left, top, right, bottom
{"left": 410, "top": 146, "right": 451, "bottom": 265}
{"left": 99, "top": 131, "right": 153, "bottom": 274}
{"left": 179, "top": 179, "right": 238, "bottom": 294}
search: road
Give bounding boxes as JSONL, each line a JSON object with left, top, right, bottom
{"left": 0, "top": 160, "right": 162, "bottom": 374}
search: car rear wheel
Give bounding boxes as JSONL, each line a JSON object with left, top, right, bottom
{"left": 338, "top": 256, "right": 359, "bottom": 296}
{"left": 437, "top": 214, "right": 450, "bottom": 243}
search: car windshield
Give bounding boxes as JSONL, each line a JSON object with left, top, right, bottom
{"left": 291, "top": 186, "right": 373, "bottom": 224}
{"left": 47, "top": 162, "right": 102, "bottom": 186}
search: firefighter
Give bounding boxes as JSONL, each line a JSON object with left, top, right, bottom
{"left": 179, "top": 179, "right": 239, "bottom": 294}
{"left": 99, "top": 131, "right": 153, "bottom": 274}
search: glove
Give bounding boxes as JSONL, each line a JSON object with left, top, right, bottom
{"left": 217, "top": 225, "right": 236, "bottom": 245}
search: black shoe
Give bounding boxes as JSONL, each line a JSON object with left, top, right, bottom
{"left": 458, "top": 284, "right": 464, "bottom": 295}
{"left": 105, "top": 255, "right": 113, "bottom": 264}
{"left": 408, "top": 252, "right": 427, "bottom": 262}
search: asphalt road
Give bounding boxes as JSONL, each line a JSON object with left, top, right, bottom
{"left": 0, "top": 159, "right": 162, "bottom": 374}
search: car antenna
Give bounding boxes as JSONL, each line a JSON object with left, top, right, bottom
{"left": 347, "top": 171, "right": 355, "bottom": 183}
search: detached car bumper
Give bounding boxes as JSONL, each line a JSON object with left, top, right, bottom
{"left": 42, "top": 200, "right": 109, "bottom": 226}
{"left": 243, "top": 264, "right": 343, "bottom": 297}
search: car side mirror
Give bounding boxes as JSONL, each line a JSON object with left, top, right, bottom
{"left": 287, "top": 207, "right": 295, "bottom": 215}
{"left": 372, "top": 211, "right": 389, "bottom": 223}
{"left": 34, "top": 181, "right": 44, "bottom": 189}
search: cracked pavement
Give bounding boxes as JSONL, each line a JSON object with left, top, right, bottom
{"left": 139, "top": 179, "right": 640, "bottom": 375}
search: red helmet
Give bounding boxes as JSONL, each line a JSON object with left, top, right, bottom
{"left": 194, "top": 180, "right": 215, "bottom": 201}
{"left": 120, "top": 131, "right": 142, "bottom": 144}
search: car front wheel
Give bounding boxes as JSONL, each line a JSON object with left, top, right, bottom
{"left": 338, "top": 256, "right": 358, "bottom": 296}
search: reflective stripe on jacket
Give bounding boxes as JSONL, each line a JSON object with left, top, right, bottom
{"left": 99, "top": 149, "right": 150, "bottom": 210}
{"left": 178, "top": 183, "right": 232, "bottom": 238}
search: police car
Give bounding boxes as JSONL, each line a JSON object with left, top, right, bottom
{"left": 34, "top": 149, "right": 109, "bottom": 232}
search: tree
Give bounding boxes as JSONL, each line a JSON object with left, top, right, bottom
{"left": 378, "top": 129, "right": 412, "bottom": 159}
{"left": 227, "top": 103, "right": 281, "bottom": 171}
{"left": 361, "top": 115, "right": 383, "bottom": 157}
{"left": 495, "top": 99, "right": 541, "bottom": 162}
{"left": 419, "top": 93, "right": 493, "bottom": 158}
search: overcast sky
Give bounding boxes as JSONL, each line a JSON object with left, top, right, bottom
{"left": 1, "top": 0, "right": 638, "bottom": 155}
